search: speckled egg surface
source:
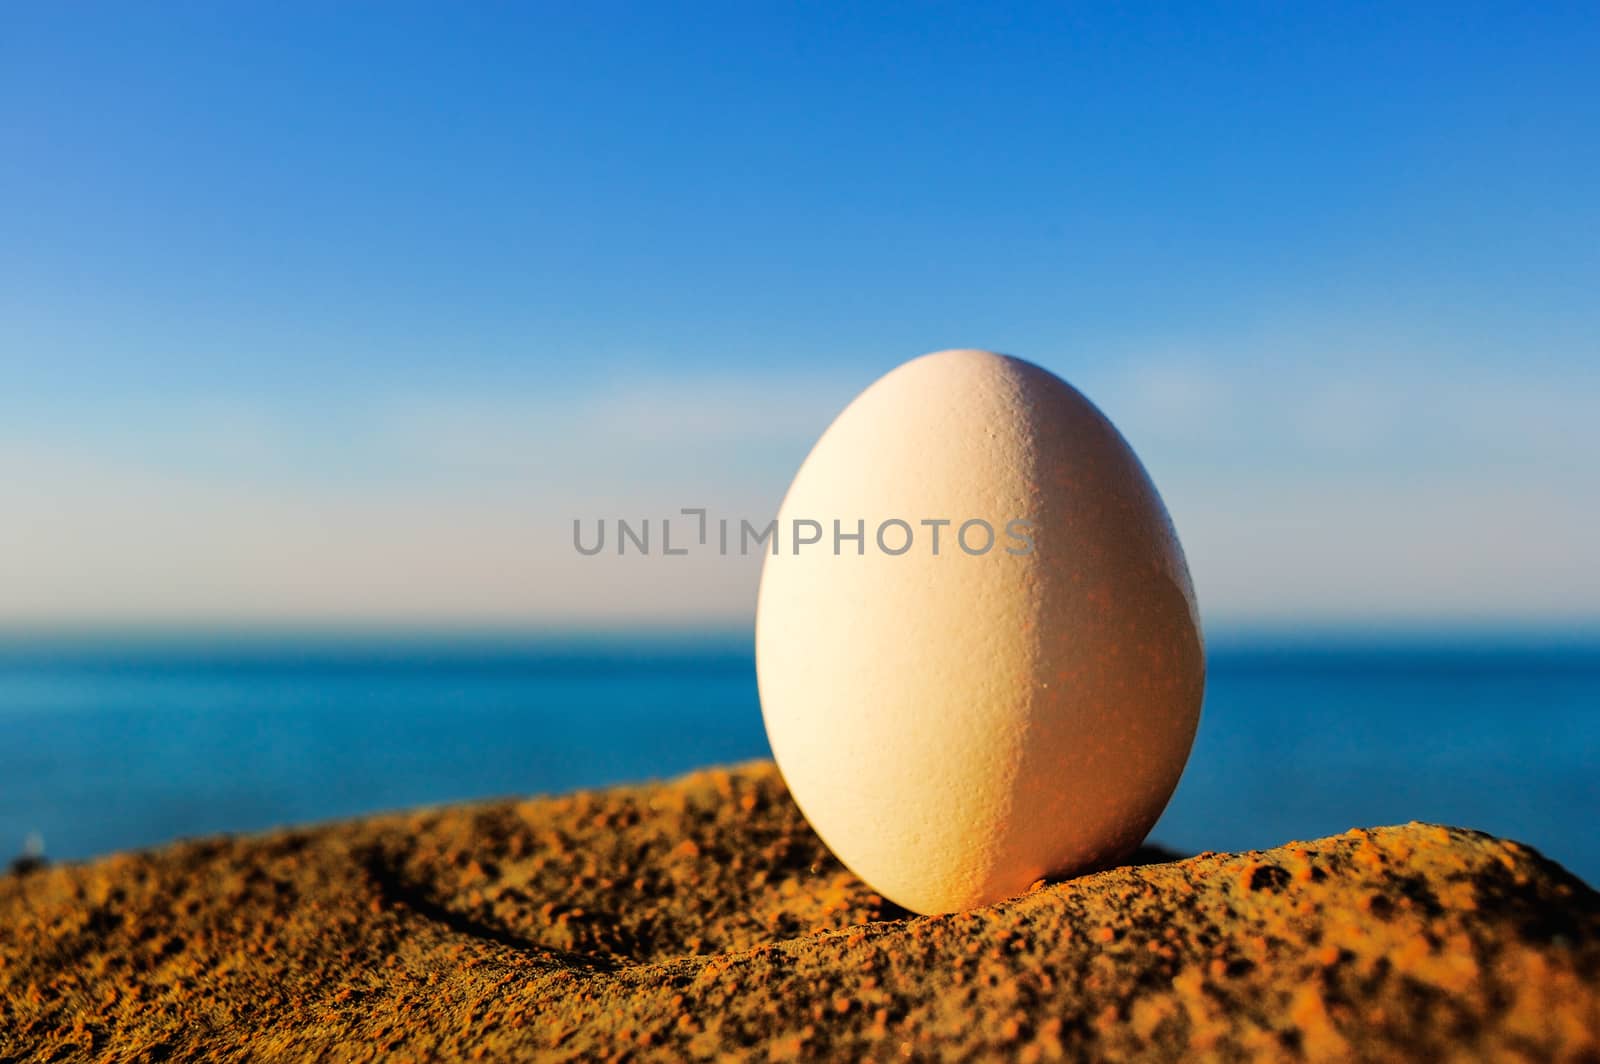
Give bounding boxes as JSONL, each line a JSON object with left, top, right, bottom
{"left": 755, "top": 349, "right": 1204, "bottom": 915}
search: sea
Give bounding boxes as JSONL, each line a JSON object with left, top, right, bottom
{"left": 2, "top": 631, "right": 1596, "bottom": 885}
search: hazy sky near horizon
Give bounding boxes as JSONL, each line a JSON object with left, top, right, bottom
{"left": 2, "top": 4, "right": 1597, "bottom": 630}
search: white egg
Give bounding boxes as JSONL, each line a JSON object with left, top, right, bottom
{"left": 756, "top": 349, "right": 1204, "bottom": 915}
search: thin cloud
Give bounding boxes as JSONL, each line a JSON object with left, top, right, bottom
{"left": 0, "top": 355, "right": 1595, "bottom": 627}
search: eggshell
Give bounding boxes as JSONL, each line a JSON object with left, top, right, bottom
{"left": 755, "top": 349, "right": 1204, "bottom": 915}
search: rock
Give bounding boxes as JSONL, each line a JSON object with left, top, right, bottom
{"left": 5, "top": 854, "right": 46, "bottom": 877}
{"left": 1, "top": 761, "right": 1596, "bottom": 1061}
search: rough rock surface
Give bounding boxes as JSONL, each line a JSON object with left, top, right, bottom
{"left": 2, "top": 761, "right": 1596, "bottom": 1062}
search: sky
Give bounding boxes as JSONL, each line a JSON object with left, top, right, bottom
{"left": 1, "top": 3, "right": 1597, "bottom": 632}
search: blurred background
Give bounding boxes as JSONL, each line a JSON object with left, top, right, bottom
{"left": 2, "top": 5, "right": 1596, "bottom": 880}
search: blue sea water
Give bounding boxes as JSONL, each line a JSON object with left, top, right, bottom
{"left": 1, "top": 633, "right": 1596, "bottom": 885}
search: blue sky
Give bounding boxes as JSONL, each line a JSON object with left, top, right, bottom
{"left": 1, "top": 3, "right": 1597, "bottom": 629}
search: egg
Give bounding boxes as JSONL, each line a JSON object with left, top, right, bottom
{"left": 755, "top": 349, "right": 1204, "bottom": 915}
